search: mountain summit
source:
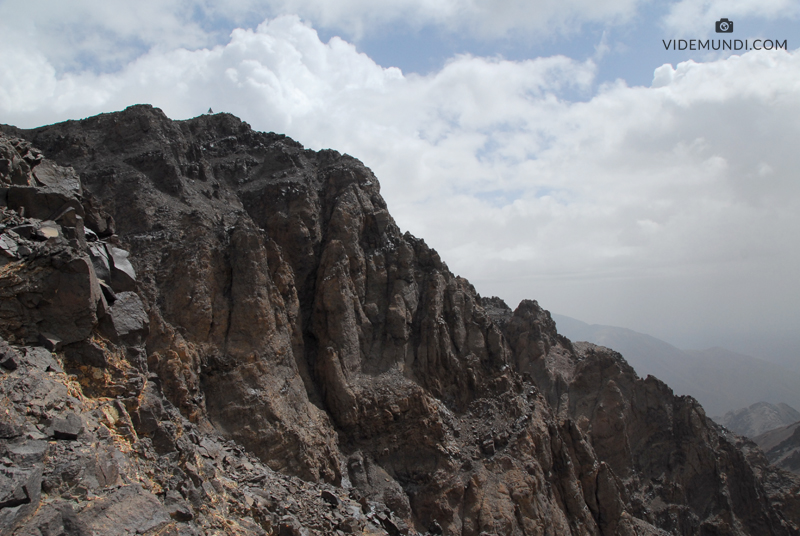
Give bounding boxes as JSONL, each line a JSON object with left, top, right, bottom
{"left": 0, "top": 105, "right": 798, "bottom": 535}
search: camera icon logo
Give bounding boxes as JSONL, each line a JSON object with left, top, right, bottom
{"left": 715, "top": 18, "right": 733, "bottom": 33}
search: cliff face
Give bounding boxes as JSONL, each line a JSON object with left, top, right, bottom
{"left": 0, "top": 105, "right": 798, "bottom": 536}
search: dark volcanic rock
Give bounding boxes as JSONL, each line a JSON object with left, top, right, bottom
{"left": 0, "top": 467, "right": 41, "bottom": 508}
{"left": 0, "top": 466, "right": 41, "bottom": 531}
{"left": 0, "top": 339, "right": 19, "bottom": 371}
{"left": 50, "top": 412, "right": 83, "bottom": 440}
{"left": 78, "top": 484, "right": 171, "bottom": 535}
{"left": 0, "top": 105, "right": 797, "bottom": 536}
{"left": 99, "top": 290, "right": 149, "bottom": 344}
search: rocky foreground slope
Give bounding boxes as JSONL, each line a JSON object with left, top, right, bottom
{"left": 0, "top": 105, "right": 799, "bottom": 536}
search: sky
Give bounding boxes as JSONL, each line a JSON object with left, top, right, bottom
{"left": 1, "top": 0, "right": 799, "bottom": 366}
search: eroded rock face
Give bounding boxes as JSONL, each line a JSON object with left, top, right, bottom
{"left": 0, "top": 106, "right": 798, "bottom": 535}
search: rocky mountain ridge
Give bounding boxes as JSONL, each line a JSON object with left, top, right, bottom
{"left": 720, "top": 403, "right": 800, "bottom": 439}
{"left": 754, "top": 423, "right": 800, "bottom": 476}
{"left": 0, "top": 105, "right": 799, "bottom": 535}
{"left": 551, "top": 314, "right": 800, "bottom": 417}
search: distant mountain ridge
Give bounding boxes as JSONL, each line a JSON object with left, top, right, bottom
{"left": 551, "top": 314, "right": 800, "bottom": 417}
{"left": 719, "top": 402, "right": 800, "bottom": 438}
{"left": 754, "top": 422, "right": 800, "bottom": 475}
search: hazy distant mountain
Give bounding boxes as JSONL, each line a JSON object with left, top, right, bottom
{"left": 754, "top": 421, "right": 800, "bottom": 475}
{"left": 718, "top": 402, "right": 800, "bottom": 438}
{"left": 673, "top": 329, "right": 800, "bottom": 375}
{"left": 551, "top": 314, "right": 800, "bottom": 417}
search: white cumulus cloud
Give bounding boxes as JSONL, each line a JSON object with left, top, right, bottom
{"left": 0, "top": 0, "right": 649, "bottom": 76}
{"left": 258, "top": 0, "right": 644, "bottom": 38}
